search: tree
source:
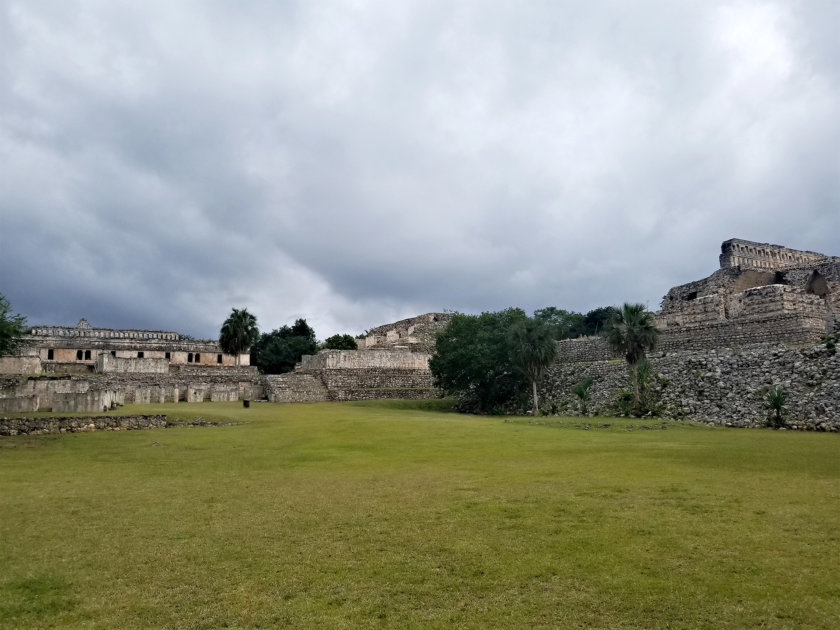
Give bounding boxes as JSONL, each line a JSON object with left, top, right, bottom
{"left": 219, "top": 308, "right": 260, "bottom": 366}
{"left": 322, "top": 334, "right": 358, "bottom": 350}
{"left": 0, "top": 293, "right": 29, "bottom": 356}
{"left": 581, "top": 306, "right": 620, "bottom": 336}
{"left": 430, "top": 308, "right": 531, "bottom": 413}
{"left": 602, "top": 303, "right": 660, "bottom": 415}
{"left": 533, "top": 307, "right": 586, "bottom": 340}
{"left": 251, "top": 319, "right": 317, "bottom": 374}
{"left": 509, "top": 316, "right": 558, "bottom": 415}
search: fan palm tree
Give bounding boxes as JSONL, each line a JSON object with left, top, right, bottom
{"left": 603, "top": 303, "right": 659, "bottom": 414}
{"left": 509, "top": 317, "right": 558, "bottom": 415}
{"left": 219, "top": 308, "right": 259, "bottom": 366}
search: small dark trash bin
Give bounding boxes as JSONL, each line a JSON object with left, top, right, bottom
{"left": 243, "top": 399, "right": 250, "bottom": 408}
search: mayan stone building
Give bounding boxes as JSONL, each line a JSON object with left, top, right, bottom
{"left": 542, "top": 238, "right": 840, "bottom": 428}
{"left": 0, "top": 319, "right": 260, "bottom": 413}
{"left": 655, "top": 238, "right": 839, "bottom": 350}
{"left": 265, "top": 313, "right": 452, "bottom": 402}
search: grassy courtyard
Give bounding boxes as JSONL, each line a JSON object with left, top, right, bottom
{"left": 1, "top": 400, "right": 838, "bottom": 629}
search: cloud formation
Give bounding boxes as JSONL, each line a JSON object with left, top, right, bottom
{"left": 2, "top": 1, "right": 839, "bottom": 339}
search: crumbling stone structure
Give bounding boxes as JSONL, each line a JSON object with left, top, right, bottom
{"left": 1, "top": 318, "right": 249, "bottom": 376}
{"left": 0, "top": 319, "right": 261, "bottom": 412}
{"left": 656, "top": 238, "right": 839, "bottom": 350}
{"left": 545, "top": 238, "right": 840, "bottom": 428}
{"left": 265, "top": 348, "right": 438, "bottom": 403}
{"left": 356, "top": 313, "right": 452, "bottom": 352}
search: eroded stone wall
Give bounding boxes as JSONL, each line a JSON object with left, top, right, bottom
{"left": 0, "top": 414, "right": 167, "bottom": 436}
{"left": 540, "top": 343, "right": 840, "bottom": 430}
{"left": 720, "top": 239, "right": 827, "bottom": 270}
{"left": 300, "top": 349, "right": 430, "bottom": 370}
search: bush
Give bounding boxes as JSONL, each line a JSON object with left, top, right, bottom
{"left": 765, "top": 385, "right": 787, "bottom": 428}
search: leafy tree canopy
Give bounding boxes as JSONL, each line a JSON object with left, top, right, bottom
{"left": 322, "top": 334, "right": 358, "bottom": 350}
{"left": 0, "top": 293, "right": 29, "bottom": 356}
{"left": 430, "top": 308, "right": 534, "bottom": 413}
{"left": 251, "top": 318, "right": 317, "bottom": 374}
{"left": 533, "top": 305, "right": 620, "bottom": 339}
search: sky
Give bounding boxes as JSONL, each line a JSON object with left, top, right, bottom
{"left": 2, "top": 1, "right": 839, "bottom": 340}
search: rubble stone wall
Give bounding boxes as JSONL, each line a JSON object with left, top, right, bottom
{"left": 0, "top": 414, "right": 167, "bottom": 436}
{"left": 540, "top": 343, "right": 840, "bottom": 430}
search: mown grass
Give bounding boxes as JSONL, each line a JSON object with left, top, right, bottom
{"left": 1, "top": 400, "right": 838, "bottom": 629}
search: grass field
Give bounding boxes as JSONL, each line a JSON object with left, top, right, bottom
{"left": 1, "top": 400, "right": 839, "bottom": 629}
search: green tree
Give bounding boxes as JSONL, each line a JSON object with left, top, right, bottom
{"left": 430, "top": 308, "right": 530, "bottom": 413}
{"left": 251, "top": 319, "right": 317, "bottom": 374}
{"left": 603, "top": 303, "right": 659, "bottom": 415}
{"left": 533, "top": 307, "right": 586, "bottom": 340}
{"left": 219, "top": 308, "right": 260, "bottom": 366}
{"left": 509, "top": 316, "right": 558, "bottom": 415}
{"left": 322, "top": 334, "right": 358, "bottom": 350}
{"left": 582, "top": 306, "right": 620, "bottom": 336}
{"left": 0, "top": 293, "right": 29, "bottom": 356}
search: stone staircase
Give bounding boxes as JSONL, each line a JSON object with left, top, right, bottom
{"left": 264, "top": 373, "right": 329, "bottom": 403}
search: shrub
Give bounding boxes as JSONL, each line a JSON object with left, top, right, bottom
{"left": 765, "top": 385, "right": 787, "bottom": 428}
{"left": 572, "top": 377, "right": 593, "bottom": 414}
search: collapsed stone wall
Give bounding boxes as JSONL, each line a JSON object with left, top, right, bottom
{"left": 0, "top": 366, "right": 263, "bottom": 413}
{"left": 358, "top": 313, "right": 452, "bottom": 352}
{"left": 0, "top": 414, "right": 167, "bottom": 436}
{"left": 540, "top": 343, "right": 840, "bottom": 430}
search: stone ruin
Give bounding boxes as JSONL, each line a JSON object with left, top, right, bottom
{"left": 264, "top": 313, "right": 452, "bottom": 403}
{"left": 355, "top": 312, "right": 453, "bottom": 352}
{"left": 543, "top": 238, "right": 840, "bottom": 429}
{"left": 655, "top": 238, "right": 839, "bottom": 350}
{"left": 0, "top": 319, "right": 261, "bottom": 413}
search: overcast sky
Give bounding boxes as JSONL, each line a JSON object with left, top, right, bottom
{"left": 2, "top": 1, "right": 838, "bottom": 339}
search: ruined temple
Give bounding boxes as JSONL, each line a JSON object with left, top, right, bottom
{"left": 264, "top": 313, "right": 452, "bottom": 402}
{"left": 655, "top": 238, "right": 839, "bottom": 350}
{"left": 543, "top": 238, "right": 840, "bottom": 428}
{"left": 0, "top": 319, "right": 259, "bottom": 413}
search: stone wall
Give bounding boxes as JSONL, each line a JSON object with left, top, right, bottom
{"left": 719, "top": 239, "right": 827, "bottom": 270}
{"left": 0, "top": 369, "right": 264, "bottom": 412}
{"left": 556, "top": 337, "right": 619, "bottom": 363}
{"left": 540, "top": 342, "right": 840, "bottom": 430}
{"left": 0, "top": 414, "right": 167, "bottom": 436}
{"left": 264, "top": 368, "right": 438, "bottom": 402}
{"left": 96, "top": 353, "right": 169, "bottom": 374}
{"left": 0, "top": 356, "right": 42, "bottom": 375}
{"left": 300, "top": 349, "right": 430, "bottom": 370}
{"left": 265, "top": 373, "right": 329, "bottom": 403}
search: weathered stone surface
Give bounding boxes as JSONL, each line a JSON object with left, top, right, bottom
{"left": 0, "top": 414, "right": 167, "bottom": 436}
{"left": 541, "top": 343, "right": 840, "bottom": 430}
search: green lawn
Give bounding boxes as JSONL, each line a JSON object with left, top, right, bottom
{"left": 1, "top": 401, "right": 838, "bottom": 629}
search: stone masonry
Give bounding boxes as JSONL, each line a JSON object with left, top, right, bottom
{"left": 543, "top": 238, "right": 840, "bottom": 429}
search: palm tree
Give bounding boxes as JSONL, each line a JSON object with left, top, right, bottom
{"left": 219, "top": 308, "right": 259, "bottom": 366}
{"left": 603, "top": 303, "right": 659, "bottom": 415}
{"left": 509, "top": 317, "right": 558, "bottom": 415}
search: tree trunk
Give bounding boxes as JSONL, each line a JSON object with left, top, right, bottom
{"left": 532, "top": 379, "right": 539, "bottom": 416}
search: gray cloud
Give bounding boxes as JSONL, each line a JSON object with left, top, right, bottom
{"left": 2, "top": 1, "right": 839, "bottom": 339}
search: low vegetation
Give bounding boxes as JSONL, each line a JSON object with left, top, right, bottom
{"left": 2, "top": 400, "right": 839, "bottom": 629}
